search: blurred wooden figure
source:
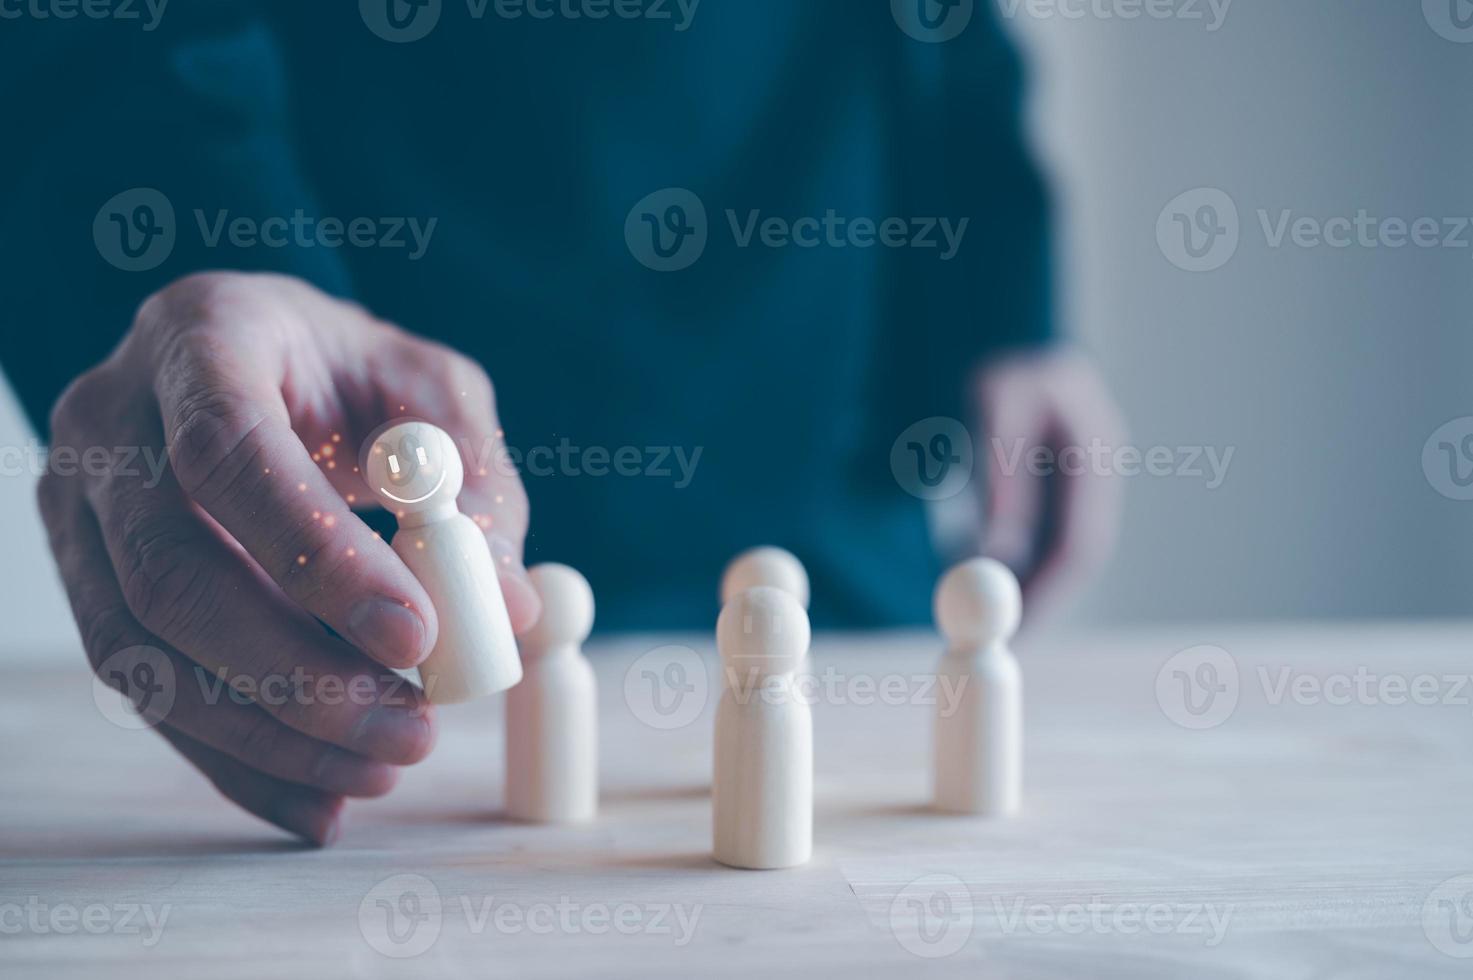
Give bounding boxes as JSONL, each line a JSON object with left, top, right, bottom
{"left": 719, "top": 546, "right": 809, "bottom": 609}
{"left": 713, "top": 586, "right": 813, "bottom": 869}
{"left": 506, "top": 564, "right": 598, "bottom": 823}
{"left": 932, "top": 558, "right": 1023, "bottom": 817}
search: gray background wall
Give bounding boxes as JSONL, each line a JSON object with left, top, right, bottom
{"left": 3, "top": 0, "right": 1468, "bottom": 661}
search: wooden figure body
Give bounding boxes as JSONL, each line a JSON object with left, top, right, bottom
{"left": 713, "top": 586, "right": 813, "bottom": 870}
{"left": 932, "top": 558, "right": 1023, "bottom": 817}
{"left": 506, "top": 564, "right": 598, "bottom": 823}
{"left": 362, "top": 420, "right": 521, "bottom": 703}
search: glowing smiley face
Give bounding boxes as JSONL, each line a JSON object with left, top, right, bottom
{"left": 360, "top": 420, "right": 464, "bottom": 515}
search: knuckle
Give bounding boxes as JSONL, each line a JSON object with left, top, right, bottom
{"left": 134, "top": 273, "right": 250, "bottom": 343}
{"left": 166, "top": 382, "right": 270, "bottom": 501}
{"left": 116, "top": 513, "right": 221, "bottom": 641}
{"left": 78, "top": 602, "right": 147, "bottom": 674}
{"left": 236, "top": 712, "right": 287, "bottom": 763}
{"left": 47, "top": 365, "right": 117, "bottom": 444}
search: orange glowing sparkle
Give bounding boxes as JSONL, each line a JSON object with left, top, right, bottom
{"left": 297, "top": 483, "right": 308, "bottom": 493}
{"left": 346, "top": 494, "right": 356, "bottom": 504}
{"left": 296, "top": 555, "right": 307, "bottom": 566}
{"left": 415, "top": 540, "right": 425, "bottom": 550}
{"left": 346, "top": 547, "right": 356, "bottom": 557}
{"left": 323, "top": 515, "right": 336, "bottom": 528}
{"left": 331, "top": 433, "right": 342, "bottom": 444}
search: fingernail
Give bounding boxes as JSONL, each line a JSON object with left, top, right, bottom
{"left": 348, "top": 598, "right": 429, "bottom": 667}
{"left": 272, "top": 796, "right": 339, "bottom": 847}
{"left": 488, "top": 535, "right": 542, "bottom": 634}
{"left": 353, "top": 705, "right": 436, "bottom": 764}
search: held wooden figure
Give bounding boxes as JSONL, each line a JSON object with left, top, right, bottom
{"left": 361, "top": 420, "right": 521, "bottom": 704}
{"left": 506, "top": 564, "right": 598, "bottom": 823}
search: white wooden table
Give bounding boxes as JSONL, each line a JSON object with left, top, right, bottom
{"left": 4, "top": 624, "right": 1472, "bottom": 979}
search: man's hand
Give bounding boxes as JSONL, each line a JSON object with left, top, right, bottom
{"left": 38, "top": 272, "right": 538, "bottom": 844}
{"left": 976, "top": 349, "right": 1127, "bottom": 620}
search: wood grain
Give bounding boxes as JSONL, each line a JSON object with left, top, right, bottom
{"left": 3, "top": 623, "right": 1471, "bottom": 979}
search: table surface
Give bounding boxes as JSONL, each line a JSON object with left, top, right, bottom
{"left": 4, "top": 622, "right": 1472, "bottom": 979}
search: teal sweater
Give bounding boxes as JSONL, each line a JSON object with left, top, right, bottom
{"left": 0, "top": 0, "right": 1053, "bottom": 628}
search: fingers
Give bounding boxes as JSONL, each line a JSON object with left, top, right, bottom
{"left": 1023, "top": 368, "right": 1126, "bottom": 612}
{"left": 77, "top": 436, "right": 437, "bottom": 765}
{"left": 140, "top": 279, "right": 439, "bottom": 669}
{"left": 978, "top": 360, "right": 1050, "bottom": 574}
{"left": 38, "top": 478, "right": 399, "bottom": 840}
{"left": 975, "top": 351, "right": 1128, "bottom": 615}
{"left": 159, "top": 726, "right": 346, "bottom": 846}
